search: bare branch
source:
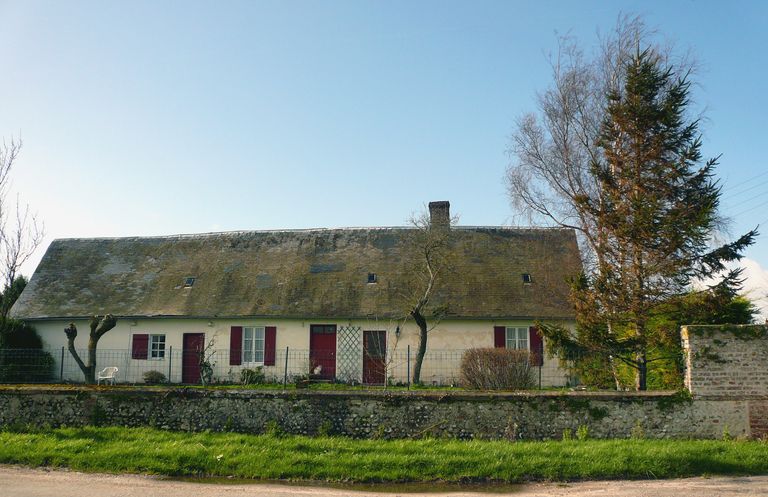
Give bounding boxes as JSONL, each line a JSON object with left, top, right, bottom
{"left": 0, "top": 137, "right": 45, "bottom": 317}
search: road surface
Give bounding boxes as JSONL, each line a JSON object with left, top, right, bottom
{"left": 1, "top": 465, "right": 767, "bottom": 496}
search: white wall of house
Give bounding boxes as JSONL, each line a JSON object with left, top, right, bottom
{"left": 31, "top": 317, "right": 572, "bottom": 387}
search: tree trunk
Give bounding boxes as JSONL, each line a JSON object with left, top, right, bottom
{"left": 66, "top": 337, "right": 90, "bottom": 383}
{"left": 63, "top": 316, "right": 116, "bottom": 385}
{"left": 606, "top": 322, "right": 622, "bottom": 391}
{"left": 411, "top": 310, "right": 428, "bottom": 385}
{"left": 608, "top": 355, "right": 622, "bottom": 391}
{"left": 635, "top": 351, "right": 647, "bottom": 391}
{"left": 66, "top": 336, "right": 98, "bottom": 384}
{"left": 86, "top": 337, "right": 98, "bottom": 384}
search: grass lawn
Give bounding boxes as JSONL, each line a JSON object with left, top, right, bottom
{"left": 0, "top": 427, "right": 767, "bottom": 482}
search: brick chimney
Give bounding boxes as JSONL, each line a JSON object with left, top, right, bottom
{"left": 428, "top": 201, "right": 450, "bottom": 229}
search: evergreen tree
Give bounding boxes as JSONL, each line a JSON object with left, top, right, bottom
{"left": 0, "top": 275, "right": 27, "bottom": 318}
{"left": 541, "top": 50, "right": 756, "bottom": 390}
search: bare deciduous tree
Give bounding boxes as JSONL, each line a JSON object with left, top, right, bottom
{"left": 507, "top": 15, "right": 755, "bottom": 390}
{"left": 0, "top": 138, "right": 44, "bottom": 318}
{"left": 398, "top": 207, "right": 457, "bottom": 385}
{"left": 507, "top": 16, "right": 672, "bottom": 268}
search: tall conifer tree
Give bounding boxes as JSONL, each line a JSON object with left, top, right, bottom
{"left": 542, "top": 50, "right": 756, "bottom": 390}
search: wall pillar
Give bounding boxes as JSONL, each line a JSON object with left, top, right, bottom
{"left": 682, "top": 324, "right": 768, "bottom": 438}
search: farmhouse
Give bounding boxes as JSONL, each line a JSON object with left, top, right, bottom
{"left": 10, "top": 202, "right": 581, "bottom": 385}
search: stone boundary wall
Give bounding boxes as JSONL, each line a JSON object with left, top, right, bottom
{"left": 0, "top": 387, "right": 750, "bottom": 440}
{"left": 682, "top": 324, "right": 768, "bottom": 438}
{"left": 1, "top": 325, "right": 764, "bottom": 440}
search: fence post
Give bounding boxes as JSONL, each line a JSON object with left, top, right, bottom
{"left": 168, "top": 346, "right": 173, "bottom": 383}
{"left": 60, "top": 346, "right": 65, "bottom": 382}
{"left": 283, "top": 346, "right": 289, "bottom": 388}
{"left": 407, "top": 344, "right": 410, "bottom": 390}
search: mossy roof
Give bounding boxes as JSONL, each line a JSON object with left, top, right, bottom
{"left": 11, "top": 226, "right": 581, "bottom": 321}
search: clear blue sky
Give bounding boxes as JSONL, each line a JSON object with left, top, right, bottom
{"left": 1, "top": 0, "right": 767, "bottom": 305}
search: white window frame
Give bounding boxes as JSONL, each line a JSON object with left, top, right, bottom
{"left": 505, "top": 327, "right": 529, "bottom": 350}
{"left": 242, "top": 326, "right": 265, "bottom": 365}
{"left": 149, "top": 334, "right": 166, "bottom": 360}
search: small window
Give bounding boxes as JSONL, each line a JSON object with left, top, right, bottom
{"left": 150, "top": 334, "right": 166, "bottom": 359}
{"left": 243, "top": 326, "right": 265, "bottom": 363}
{"left": 367, "top": 272, "right": 377, "bottom": 284}
{"left": 522, "top": 273, "right": 532, "bottom": 284}
{"left": 183, "top": 277, "right": 196, "bottom": 287}
{"left": 506, "top": 327, "right": 529, "bottom": 350}
{"left": 311, "top": 324, "right": 337, "bottom": 335}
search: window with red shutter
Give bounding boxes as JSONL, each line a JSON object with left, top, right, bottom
{"left": 264, "top": 326, "right": 276, "bottom": 366}
{"left": 529, "top": 326, "right": 544, "bottom": 367}
{"left": 230, "top": 326, "right": 243, "bottom": 366}
{"left": 493, "top": 326, "right": 506, "bottom": 348}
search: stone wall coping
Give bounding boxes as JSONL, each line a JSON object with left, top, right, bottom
{"left": 0, "top": 385, "right": 681, "bottom": 401}
{"left": 692, "top": 394, "right": 768, "bottom": 401}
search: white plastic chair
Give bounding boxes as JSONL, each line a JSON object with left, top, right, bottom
{"left": 97, "top": 366, "right": 119, "bottom": 385}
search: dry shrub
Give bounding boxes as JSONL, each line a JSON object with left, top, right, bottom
{"left": 460, "top": 348, "right": 535, "bottom": 390}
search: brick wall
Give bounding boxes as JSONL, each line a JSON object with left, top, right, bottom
{"left": 682, "top": 324, "right": 768, "bottom": 438}
{"left": 682, "top": 325, "right": 768, "bottom": 397}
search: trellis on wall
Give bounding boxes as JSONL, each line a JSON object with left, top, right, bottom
{"left": 336, "top": 325, "right": 362, "bottom": 383}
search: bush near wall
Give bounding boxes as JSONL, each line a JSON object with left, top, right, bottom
{"left": 142, "top": 371, "right": 167, "bottom": 384}
{"left": 460, "top": 348, "right": 535, "bottom": 390}
{"left": 0, "top": 349, "right": 54, "bottom": 382}
{"left": 240, "top": 367, "right": 265, "bottom": 385}
{"left": 0, "top": 318, "right": 54, "bottom": 382}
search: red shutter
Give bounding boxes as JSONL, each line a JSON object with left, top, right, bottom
{"left": 264, "top": 326, "right": 277, "bottom": 366}
{"left": 529, "top": 326, "right": 544, "bottom": 367}
{"left": 230, "top": 326, "right": 243, "bottom": 365}
{"left": 494, "top": 326, "right": 506, "bottom": 348}
{"left": 132, "top": 334, "right": 149, "bottom": 360}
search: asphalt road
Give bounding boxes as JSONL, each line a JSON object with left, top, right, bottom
{"left": 2, "top": 465, "right": 767, "bottom": 497}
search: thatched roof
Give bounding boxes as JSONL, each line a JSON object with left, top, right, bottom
{"left": 11, "top": 226, "right": 581, "bottom": 321}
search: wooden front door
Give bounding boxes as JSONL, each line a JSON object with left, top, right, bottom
{"left": 309, "top": 324, "right": 336, "bottom": 380}
{"left": 363, "top": 330, "right": 387, "bottom": 385}
{"left": 182, "top": 333, "right": 205, "bottom": 384}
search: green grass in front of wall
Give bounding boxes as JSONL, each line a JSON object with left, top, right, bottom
{"left": 0, "top": 426, "right": 766, "bottom": 482}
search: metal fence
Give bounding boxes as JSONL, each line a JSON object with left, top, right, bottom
{"left": 0, "top": 346, "right": 574, "bottom": 388}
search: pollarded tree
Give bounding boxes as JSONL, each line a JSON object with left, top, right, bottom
{"left": 64, "top": 315, "right": 117, "bottom": 384}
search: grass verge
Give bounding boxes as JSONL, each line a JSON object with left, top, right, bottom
{"left": 0, "top": 426, "right": 766, "bottom": 482}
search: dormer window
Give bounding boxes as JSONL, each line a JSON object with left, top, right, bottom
{"left": 367, "top": 273, "right": 378, "bottom": 284}
{"left": 522, "top": 273, "right": 532, "bottom": 284}
{"left": 183, "top": 277, "right": 196, "bottom": 288}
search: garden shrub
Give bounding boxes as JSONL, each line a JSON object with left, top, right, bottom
{"left": 0, "top": 348, "right": 54, "bottom": 382}
{"left": 0, "top": 318, "right": 54, "bottom": 383}
{"left": 143, "top": 370, "right": 167, "bottom": 384}
{"left": 240, "top": 367, "right": 265, "bottom": 385}
{"left": 0, "top": 318, "right": 43, "bottom": 349}
{"left": 459, "top": 348, "right": 535, "bottom": 390}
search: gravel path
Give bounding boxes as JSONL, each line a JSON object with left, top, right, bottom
{"left": 2, "top": 465, "right": 767, "bottom": 497}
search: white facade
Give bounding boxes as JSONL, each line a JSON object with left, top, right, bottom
{"left": 33, "top": 317, "right": 572, "bottom": 387}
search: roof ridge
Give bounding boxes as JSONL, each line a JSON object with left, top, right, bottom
{"left": 50, "top": 225, "right": 574, "bottom": 242}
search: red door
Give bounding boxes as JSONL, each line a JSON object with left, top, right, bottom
{"left": 309, "top": 325, "right": 336, "bottom": 380}
{"left": 182, "top": 333, "right": 205, "bottom": 384}
{"left": 363, "top": 330, "right": 387, "bottom": 385}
